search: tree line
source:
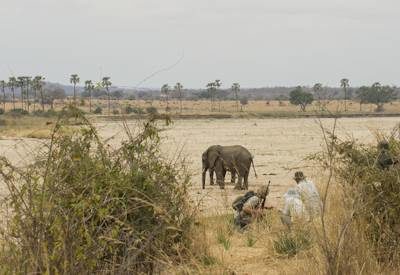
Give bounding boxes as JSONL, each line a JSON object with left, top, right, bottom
{"left": 0, "top": 74, "right": 397, "bottom": 114}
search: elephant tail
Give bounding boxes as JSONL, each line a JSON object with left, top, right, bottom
{"left": 251, "top": 158, "right": 258, "bottom": 178}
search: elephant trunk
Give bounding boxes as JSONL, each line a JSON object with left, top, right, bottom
{"left": 202, "top": 168, "right": 207, "bottom": 189}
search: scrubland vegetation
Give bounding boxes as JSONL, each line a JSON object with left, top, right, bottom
{"left": 0, "top": 106, "right": 399, "bottom": 274}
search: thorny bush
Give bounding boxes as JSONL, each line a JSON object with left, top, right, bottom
{"left": 0, "top": 106, "right": 196, "bottom": 274}
{"left": 314, "top": 130, "right": 400, "bottom": 264}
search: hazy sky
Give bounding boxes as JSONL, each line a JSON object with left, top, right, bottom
{"left": 0, "top": 0, "right": 399, "bottom": 88}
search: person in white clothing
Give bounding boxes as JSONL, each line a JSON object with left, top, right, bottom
{"left": 293, "top": 171, "right": 322, "bottom": 218}
{"left": 280, "top": 188, "right": 307, "bottom": 229}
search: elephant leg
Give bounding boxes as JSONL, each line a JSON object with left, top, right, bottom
{"left": 222, "top": 169, "right": 227, "bottom": 183}
{"left": 234, "top": 176, "right": 242, "bottom": 190}
{"left": 209, "top": 169, "right": 215, "bottom": 185}
{"left": 230, "top": 171, "right": 236, "bottom": 184}
{"left": 215, "top": 161, "right": 225, "bottom": 189}
{"left": 243, "top": 172, "right": 249, "bottom": 190}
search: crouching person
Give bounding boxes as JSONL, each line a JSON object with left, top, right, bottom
{"left": 233, "top": 184, "right": 270, "bottom": 230}
{"left": 280, "top": 188, "right": 308, "bottom": 230}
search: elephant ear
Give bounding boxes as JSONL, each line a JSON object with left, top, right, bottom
{"left": 202, "top": 151, "right": 207, "bottom": 161}
{"left": 208, "top": 149, "right": 221, "bottom": 169}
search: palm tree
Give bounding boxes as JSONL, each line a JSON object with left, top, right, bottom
{"left": 340, "top": 78, "right": 350, "bottom": 111}
{"left": 33, "top": 76, "right": 45, "bottom": 111}
{"left": 206, "top": 82, "right": 216, "bottom": 111}
{"left": 84, "top": 80, "right": 94, "bottom": 113}
{"left": 25, "top": 76, "right": 32, "bottom": 112}
{"left": 101, "top": 77, "right": 112, "bottom": 115}
{"left": 231, "top": 83, "right": 240, "bottom": 112}
{"left": 161, "top": 84, "right": 170, "bottom": 111}
{"left": 214, "top": 79, "right": 222, "bottom": 112}
{"left": 0, "top": 80, "right": 6, "bottom": 111}
{"left": 17, "top": 77, "right": 25, "bottom": 110}
{"left": 70, "top": 74, "right": 80, "bottom": 105}
{"left": 8, "top": 77, "right": 17, "bottom": 110}
{"left": 174, "top": 82, "right": 183, "bottom": 113}
{"left": 313, "top": 83, "right": 323, "bottom": 110}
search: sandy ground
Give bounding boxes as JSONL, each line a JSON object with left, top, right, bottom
{"left": 92, "top": 117, "right": 400, "bottom": 215}
{"left": 0, "top": 117, "right": 398, "bottom": 214}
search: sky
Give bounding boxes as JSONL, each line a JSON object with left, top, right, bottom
{"left": 0, "top": 0, "right": 399, "bottom": 88}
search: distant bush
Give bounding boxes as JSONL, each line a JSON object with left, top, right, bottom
{"left": 112, "top": 109, "right": 120, "bottom": 115}
{"left": 93, "top": 106, "right": 102, "bottom": 114}
{"left": 32, "top": 109, "right": 58, "bottom": 117}
{"left": 0, "top": 118, "right": 7, "bottom": 126}
{"left": 125, "top": 106, "right": 145, "bottom": 115}
{"left": 146, "top": 106, "right": 158, "bottom": 115}
{"left": 0, "top": 107, "right": 197, "bottom": 274}
{"left": 8, "top": 108, "right": 29, "bottom": 116}
{"left": 0, "top": 108, "right": 4, "bottom": 115}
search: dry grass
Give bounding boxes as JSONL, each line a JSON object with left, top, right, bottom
{"left": 0, "top": 115, "right": 55, "bottom": 138}
{"left": 3, "top": 99, "right": 400, "bottom": 117}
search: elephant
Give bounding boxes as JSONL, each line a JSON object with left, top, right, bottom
{"left": 202, "top": 145, "right": 257, "bottom": 190}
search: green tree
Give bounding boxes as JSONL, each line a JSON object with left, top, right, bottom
{"left": 161, "top": 84, "right": 170, "bottom": 111}
{"left": 231, "top": 83, "right": 240, "bottom": 112}
{"left": 313, "top": 83, "right": 323, "bottom": 110}
{"left": 356, "top": 82, "right": 394, "bottom": 112}
{"left": 174, "top": 82, "right": 184, "bottom": 113}
{"left": 0, "top": 80, "right": 6, "bottom": 111}
{"left": 84, "top": 80, "right": 95, "bottom": 113}
{"left": 70, "top": 74, "right": 80, "bottom": 104}
{"left": 8, "top": 77, "right": 17, "bottom": 110}
{"left": 289, "top": 86, "right": 314, "bottom": 111}
{"left": 340, "top": 78, "right": 350, "bottom": 111}
{"left": 101, "top": 77, "right": 112, "bottom": 115}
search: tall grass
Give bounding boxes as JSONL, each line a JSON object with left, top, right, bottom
{"left": 0, "top": 106, "right": 200, "bottom": 274}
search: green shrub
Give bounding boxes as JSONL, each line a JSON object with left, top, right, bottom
{"left": 125, "top": 106, "right": 145, "bottom": 115}
{"left": 274, "top": 230, "right": 312, "bottom": 257}
{"left": 0, "top": 107, "right": 196, "bottom": 274}
{"left": 0, "top": 108, "right": 4, "bottom": 115}
{"left": 112, "top": 109, "right": 119, "bottom": 115}
{"left": 146, "top": 106, "right": 158, "bottom": 115}
{"left": 318, "top": 135, "right": 400, "bottom": 262}
{"left": 93, "top": 106, "right": 102, "bottom": 114}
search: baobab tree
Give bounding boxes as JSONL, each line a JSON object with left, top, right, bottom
{"left": 174, "top": 82, "right": 184, "bottom": 113}
{"left": 84, "top": 80, "right": 95, "bottom": 113}
{"left": 8, "top": 77, "right": 17, "bottom": 110}
{"left": 70, "top": 74, "right": 80, "bottom": 104}
{"left": 340, "top": 78, "right": 350, "bottom": 112}
{"left": 161, "top": 84, "right": 170, "bottom": 111}
{"left": 101, "top": 77, "right": 112, "bottom": 115}
{"left": 231, "top": 83, "right": 240, "bottom": 112}
{"left": 32, "top": 76, "right": 45, "bottom": 111}
{"left": 0, "top": 80, "right": 6, "bottom": 111}
{"left": 313, "top": 83, "right": 323, "bottom": 110}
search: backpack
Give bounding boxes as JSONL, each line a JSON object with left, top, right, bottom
{"left": 232, "top": 191, "right": 256, "bottom": 212}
